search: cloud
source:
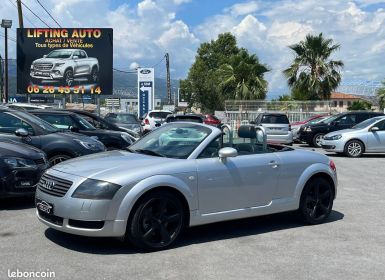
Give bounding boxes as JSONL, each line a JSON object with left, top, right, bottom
{"left": 225, "top": 1, "right": 259, "bottom": 17}
{"left": 130, "top": 62, "right": 140, "bottom": 70}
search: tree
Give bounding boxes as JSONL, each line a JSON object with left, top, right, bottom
{"left": 347, "top": 100, "right": 372, "bottom": 111}
{"left": 180, "top": 33, "right": 269, "bottom": 112}
{"left": 377, "top": 79, "right": 385, "bottom": 110}
{"left": 283, "top": 33, "right": 344, "bottom": 100}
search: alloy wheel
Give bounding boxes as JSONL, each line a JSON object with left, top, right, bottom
{"left": 347, "top": 142, "right": 362, "bottom": 157}
{"left": 49, "top": 155, "right": 71, "bottom": 166}
{"left": 315, "top": 134, "right": 324, "bottom": 147}
{"left": 304, "top": 181, "right": 332, "bottom": 222}
{"left": 138, "top": 198, "right": 183, "bottom": 248}
{"left": 65, "top": 71, "right": 74, "bottom": 87}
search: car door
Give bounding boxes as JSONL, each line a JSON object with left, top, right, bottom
{"left": 366, "top": 119, "right": 385, "bottom": 152}
{"left": 195, "top": 136, "right": 280, "bottom": 214}
{"left": 334, "top": 114, "right": 357, "bottom": 131}
{"left": 0, "top": 112, "right": 40, "bottom": 147}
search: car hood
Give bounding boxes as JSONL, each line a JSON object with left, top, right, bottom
{"left": 307, "top": 122, "right": 328, "bottom": 129}
{"left": 325, "top": 128, "right": 360, "bottom": 137}
{"left": 54, "top": 131, "right": 100, "bottom": 142}
{"left": 33, "top": 58, "right": 68, "bottom": 64}
{"left": 0, "top": 139, "right": 45, "bottom": 159}
{"left": 51, "top": 151, "right": 191, "bottom": 185}
{"left": 115, "top": 123, "right": 140, "bottom": 129}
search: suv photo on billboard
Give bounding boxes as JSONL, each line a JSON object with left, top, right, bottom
{"left": 30, "top": 49, "right": 99, "bottom": 87}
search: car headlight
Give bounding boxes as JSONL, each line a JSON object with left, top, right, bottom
{"left": 121, "top": 133, "right": 133, "bottom": 144}
{"left": 325, "top": 134, "right": 342, "bottom": 140}
{"left": 55, "top": 62, "right": 65, "bottom": 67}
{"left": 3, "top": 157, "right": 37, "bottom": 169}
{"left": 304, "top": 127, "right": 312, "bottom": 132}
{"left": 74, "top": 139, "right": 102, "bottom": 151}
{"left": 72, "top": 179, "right": 122, "bottom": 200}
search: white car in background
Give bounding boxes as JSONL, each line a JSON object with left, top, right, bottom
{"left": 321, "top": 116, "right": 385, "bottom": 157}
{"left": 142, "top": 110, "right": 172, "bottom": 134}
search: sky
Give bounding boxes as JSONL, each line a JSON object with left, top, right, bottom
{"left": 1, "top": 0, "right": 385, "bottom": 97}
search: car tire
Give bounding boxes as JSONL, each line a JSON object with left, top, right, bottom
{"left": 63, "top": 69, "right": 74, "bottom": 87}
{"left": 48, "top": 154, "right": 72, "bottom": 166}
{"left": 125, "top": 191, "right": 185, "bottom": 251}
{"left": 299, "top": 177, "right": 334, "bottom": 225}
{"left": 312, "top": 133, "right": 325, "bottom": 148}
{"left": 344, "top": 140, "right": 364, "bottom": 158}
{"left": 88, "top": 67, "right": 99, "bottom": 83}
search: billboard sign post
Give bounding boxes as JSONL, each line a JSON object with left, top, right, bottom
{"left": 17, "top": 28, "right": 113, "bottom": 96}
{"left": 137, "top": 68, "right": 154, "bottom": 118}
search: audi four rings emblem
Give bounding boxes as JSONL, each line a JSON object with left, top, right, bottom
{"left": 42, "top": 180, "right": 55, "bottom": 190}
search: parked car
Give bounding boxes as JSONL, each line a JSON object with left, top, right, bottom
{"left": 6, "top": 103, "right": 53, "bottom": 111}
{"left": 0, "top": 108, "right": 105, "bottom": 165}
{"left": 104, "top": 113, "right": 142, "bottom": 136}
{"left": 321, "top": 116, "right": 385, "bottom": 157}
{"left": 0, "top": 140, "right": 49, "bottom": 198}
{"left": 30, "top": 49, "right": 99, "bottom": 86}
{"left": 30, "top": 110, "right": 133, "bottom": 150}
{"left": 204, "top": 114, "right": 222, "bottom": 127}
{"left": 67, "top": 109, "right": 139, "bottom": 141}
{"left": 141, "top": 110, "right": 172, "bottom": 133}
{"left": 35, "top": 122, "right": 337, "bottom": 251}
{"left": 298, "top": 111, "right": 384, "bottom": 148}
{"left": 291, "top": 115, "right": 327, "bottom": 141}
{"left": 253, "top": 113, "right": 293, "bottom": 145}
{"left": 165, "top": 114, "right": 204, "bottom": 123}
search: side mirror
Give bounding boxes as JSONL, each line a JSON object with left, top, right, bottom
{"left": 371, "top": 126, "right": 379, "bottom": 132}
{"left": 15, "top": 128, "right": 29, "bottom": 137}
{"left": 73, "top": 55, "right": 79, "bottom": 59}
{"left": 43, "top": 55, "right": 47, "bottom": 58}
{"left": 218, "top": 147, "right": 238, "bottom": 162}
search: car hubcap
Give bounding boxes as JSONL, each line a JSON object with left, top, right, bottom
{"left": 315, "top": 135, "right": 324, "bottom": 147}
{"left": 92, "top": 70, "right": 98, "bottom": 82}
{"left": 348, "top": 142, "right": 361, "bottom": 156}
{"left": 139, "top": 198, "right": 182, "bottom": 248}
{"left": 66, "top": 72, "right": 73, "bottom": 86}
{"left": 49, "top": 156, "right": 69, "bottom": 165}
{"left": 305, "top": 182, "right": 332, "bottom": 221}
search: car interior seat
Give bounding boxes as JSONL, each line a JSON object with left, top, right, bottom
{"left": 236, "top": 125, "right": 257, "bottom": 155}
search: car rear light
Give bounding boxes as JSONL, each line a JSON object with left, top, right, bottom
{"left": 329, "top": 160, "right": 336, "bottom": 172}
{"left": 144, "top": 118, "right": 150, "bottom": 125}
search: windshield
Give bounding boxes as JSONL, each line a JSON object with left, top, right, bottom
{"left": 321, "top": 115, "right": 340, "bottom": 124}
{"left": 107, "top": 114, "right": 138, "bottom": 124}
{"left": 16, "top": 111, "right": 58, "bottom": 133}
{"left": 129, "top": 123, "right": 212, "bottom": 159}
{"left": 353, "top": 117, "right": 382, "bottom": 129}
{"left": 46, "top": 50, "right": 72, "bottom": 59}
{"left": 73, "top": 115, "right": 96, "bottom": 130}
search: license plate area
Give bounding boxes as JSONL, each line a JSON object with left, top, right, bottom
{"left": 36, "top": 198, "right": 54, "bottom": 215}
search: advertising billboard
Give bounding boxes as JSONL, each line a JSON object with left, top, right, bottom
{"left": 17, "top": 28, "right": 113, "bottom": 95}
{"left": 137, "top": 68, "right": 154, "bottom": 118}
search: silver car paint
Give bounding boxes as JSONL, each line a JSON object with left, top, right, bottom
{"left": 321, "top": 116, "right": 385, "bottom": 153}
{"left": 36, "top": 123, "right": 337, "bottom": 237}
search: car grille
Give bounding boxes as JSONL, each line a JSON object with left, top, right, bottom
{"left": 37, "top": 173, "right": 73, "bottom": 197}
{"left": 34, "top": 157, "right": 46, "bottom": 165}
{"left": 34, "top": 63, "right": 53, "bottom": 71}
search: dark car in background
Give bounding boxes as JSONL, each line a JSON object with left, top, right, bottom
{"left": 68, "top": 110, "right": 140, "bottom": 141}
{"left": 0, "top": 140, "right": 49, "bottom": 198}
{"left": 31, "top": 110, "right": 133, "bottom": 150}
{"left": 0, "top": 108, "right": 105, "bottom": 165}
{"left": 104, "top": 113, "right": 142, "bottom": 136}
{"left": 165, "top": 114, "right": 205, "bottom": 123}
{"left": 298, "top": 111, "right": 384, "bottom": 147}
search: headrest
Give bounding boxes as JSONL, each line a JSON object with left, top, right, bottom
{"left": 238, "top": 125, "right": 256, "bottom": 139}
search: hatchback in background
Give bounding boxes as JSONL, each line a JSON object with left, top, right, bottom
{"left": 104, "top": 113, "right": 142, "bottom": 136}
{"left": 253, "top": 113, "right": 293, "bottom": 145}
{"left": 31, "top": 110, "right": 133, "bottom": 150}
{"left": 0, "top": 108, "right": 105, "bottom": 165}
{"left": 142, "top": 110, "right": 172, "bottom": 133}
{"left": 321, "top": 116, "right": 385, "bottom": 157}
{"left": 165, "top": 114, "right": 204, "bottom": 124}
{"left": 0, "top": 140, "right": 49, "bottom": 198}
{"left": 298, "top": 111, "right": 383, "bottom": 148}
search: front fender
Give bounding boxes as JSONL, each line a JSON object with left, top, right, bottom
{"left": 293, "top": 163, "right": 337, "bottom": 203}
{"left": 114, "top": 174, "right": 197, "bottom": 222}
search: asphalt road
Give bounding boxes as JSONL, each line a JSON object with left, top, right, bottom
{"left": 1, "top": 145, "right": 385, "bottom": 280}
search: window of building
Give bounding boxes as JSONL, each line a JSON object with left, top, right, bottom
{"left": 339, "top": 101, "right": 344, "bottom": 107}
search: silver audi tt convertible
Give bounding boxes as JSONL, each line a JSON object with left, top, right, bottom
{"left": 36, "top": 122, "right": 337, "bottom": 250}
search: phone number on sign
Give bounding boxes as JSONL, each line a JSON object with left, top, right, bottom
{"left": 26, "top": 85, "right": 102, "bottom": 94}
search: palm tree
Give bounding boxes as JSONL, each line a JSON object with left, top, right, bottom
{"left": 283, "top": 33, "right": 344, "bottom": 100}
{"left": 377, "top": 79, "right": 385, "bottom": 110}
{"left": 217, "top": 49, "right": 269, "bottom": 100}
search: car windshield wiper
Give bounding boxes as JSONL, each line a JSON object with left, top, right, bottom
{"left": 134, "top": 149, "right": 165, "bottom": 157}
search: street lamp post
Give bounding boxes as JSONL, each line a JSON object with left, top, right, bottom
{"left": 1, "top": 19, "right": 12, "bottom": 103}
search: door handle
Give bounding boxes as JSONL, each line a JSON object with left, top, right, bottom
{"left": 268, "top": 161, "right": 279, "bottom": 168}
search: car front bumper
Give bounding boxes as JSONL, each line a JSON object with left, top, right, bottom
{"left": 30, "top": 70, "right": 64, "bottom": 80}
{"left": 321, "top": 139, "right": 346, "bottom": 152}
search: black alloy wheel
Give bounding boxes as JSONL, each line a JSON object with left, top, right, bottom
{"left": 48, "top": 154, "right": 72, "bottom": 166}
{"left": 300, "top": 177, "right": 333, "bottom": 224}
{"left": 63, "top": 69, "right": 74, "bottom": 87}
{"left": 126, "top": 192, "right": 185, "bottom": 251}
